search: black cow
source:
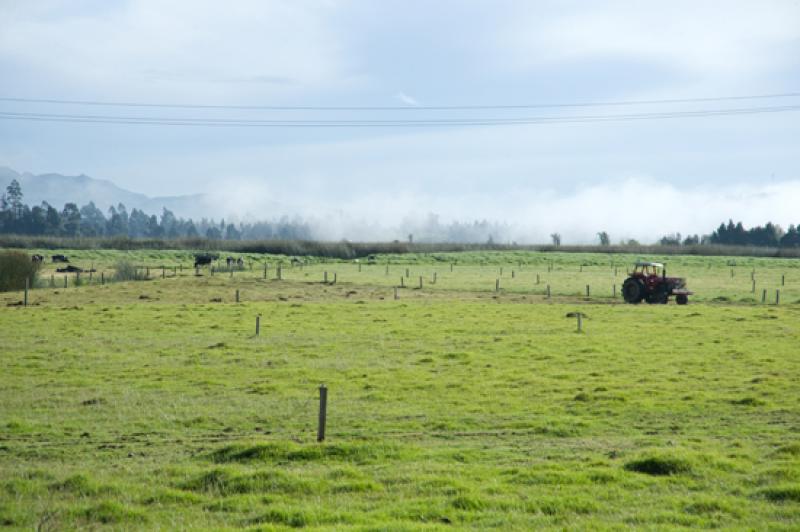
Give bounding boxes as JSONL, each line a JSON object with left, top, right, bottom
{"left": 194, "top": 253, "right": 217, "bottom": 268}
{"left": 52, "top": 254, "right": 69, "bottom": 263}
{"left": 32, "top": 254, "right": 44, "bottom": 264}
{"left": 226, "top": 256, "right": 235, "bottom": 268}
{"left": 236, "top": 258, "right": 244, "bottom": 268}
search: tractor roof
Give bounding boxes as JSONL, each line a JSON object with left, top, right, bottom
{"left": 635, "top": 261, "right": 664, "bottom": 268}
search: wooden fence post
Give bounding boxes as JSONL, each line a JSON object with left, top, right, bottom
{"left": 50, "top": 274, "right": 54, "bottom": 287}
{"left": 317, "top": 385, "right": 328, "bottom": 442}
{"left": 64, "top": 276, "right": 67, "bottom": 288}
{"left": 751, "top": 279, "right": 756, "bottom": 293}
{"left": 264, "top": 263, "right": 268, "bottom": 279}
{"left": 776, "top": 289, "right": 780, "bottom": 305}
{"left": 400, "top": 277, "right": 404, "bottom": 288}
{"left": 405, "top": 268, "right": 409, "bottom": 278}
{"left": 495, "top": 279, "right": 500, "bottom": 292}
{"left": 450, "top": 263, "right": 453, "bottom": 272}
{"left": 586, "top": 285, "right": 590, "bottom": 297}
{"left": 761, "top": 289, "right": 766, "bottom": 303}
{"left": 324, "top": 271, "right": 328, "bottom": 283}
{"left": 433, "top": 272, "right": 437, "bottom": 284}
{"left": 24, "top": 278, "right": 28, "bottom": 307}
{"left": 546, "top": 284, "right": 551, "bottom": 299}
{"left": 418, "top": 276, "right": 423, "bottom": 289}
{"left": 782, "top": 274, "right": 785, "bottom": 286}
{"left": 536, "top": 273, "right": 540, "bottom": 284}
{"left": 394, "top": 287, "right": 399, "bottom": 300}
{"left": 277, "top": 264, "right": 282, "bottom": 280}
{"left": 333, "top": 273, "right": 337, "bottom": 285}
{"left": 255, "top": 315, "right": 260, "bottom": 336}
{"left": 235, "top": 289, "right": 240, "bottom": 303}
{"left": 577, "top": 313, "right": 582, "bottom": 332}
{"left": 613, "top": 284, "right": 616, "bottom": 298}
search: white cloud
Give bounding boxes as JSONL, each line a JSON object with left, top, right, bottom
{"left": 395, "top": 91, "right": 420, "bottom": 106}
{"left": 0, "top": 0, "right": 357, "bottom": 100}
{"left": 496, "top": 1, "right": 800, "bottom": 81}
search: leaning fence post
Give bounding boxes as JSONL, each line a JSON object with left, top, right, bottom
{"left": 317, "top": 385, "right": 328, "bottom": 442}
{"left": 24, "top": 278, "right": 29, "bottom": 307}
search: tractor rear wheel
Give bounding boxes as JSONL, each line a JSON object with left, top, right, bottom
{"left": 676, "top": 294, "right": 688, "bottom": 305}
{"left": 622, "top": 278, "right": 645, "bottom": 304}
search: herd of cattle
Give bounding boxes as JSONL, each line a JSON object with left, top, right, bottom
{"left": 31, "top": 253, "right": 244, "bottom": 270}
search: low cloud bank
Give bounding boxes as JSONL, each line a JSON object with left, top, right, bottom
{"left": 213, "top": 177, "right": 800, "bottom": 245}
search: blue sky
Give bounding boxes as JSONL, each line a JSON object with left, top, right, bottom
{"left": 1, "top": 0, "right": 799, "bottom": 242}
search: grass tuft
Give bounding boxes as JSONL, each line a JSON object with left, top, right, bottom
{"left": 758, "top": 484, "right": 800, "bottom": 502}
{"left": 624, "top": 453, "right": 694, "bottom": 476}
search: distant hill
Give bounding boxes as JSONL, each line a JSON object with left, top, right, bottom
{"left": 0, "top": 167, "right": 208, "bottom": 219}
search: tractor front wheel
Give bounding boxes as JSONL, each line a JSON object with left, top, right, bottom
{"left": 622, "top": 278, "right": 645, "bottom": 304}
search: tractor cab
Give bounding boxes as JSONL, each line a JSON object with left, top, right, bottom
{"left": 632, "top": 261, "right": 664, "bottom": 278}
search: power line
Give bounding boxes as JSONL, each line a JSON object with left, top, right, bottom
{"left": 0, "top": 104, "right": 798, "bottom": 128}
{"left": 0, "top": 91, "right": 799, "bottom": 111}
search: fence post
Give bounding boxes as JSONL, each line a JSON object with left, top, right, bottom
{"left": 235, "top": 289, "right": 240, "bottom": 303}
{"left": 761, "top": 289, "right": 766, "bottom": 303}
{"left": 64, "top": 276, "right": 67, "bottom": 288}
{"left": 385, "top": 264, "right": 389, "bottom": 275}
{"left": 24, "top": 278, "right": 28, "bottom": 307}
{"left": 211, "top": 266, "right": 214, "bottom": 276}
{"left": 577, "top": 313, "right": 582, "bottom": 332}
{"left": 264, "top": 263, "right": 268, "bottom": 279}
{"left": 162, "top": 267, "right": 166, "bottom": 279}
{"left": 536, "top": 273, "right": 540, "bottom": 285}
{"left": 752, "top": 279, "right": 756, "bottom": 293}
{"left": 255, "top": 315, "right": 260, "bottom": 336}
{"left": 324, "top": 271, "right": 328, "bottom": 283}
{"left": 450, "top": 263, "right": 453, "bottom": 272}
{"left": 433, "top": 272, "right": 437, "bottom": 284}
{"left": 418, "top": 276, "right": 423, "bottom": 289}
{"left": 50, "top": 274, "right": 54, "bottom": 287}
{"left": 782, "top": 274, "right": 785, "bottom": 286}
{"left": 333, "top": 273, "right": 337, "bottom": 285}
{"left": 358, "top": 263, "right": 362, "bottom": 272}
{"left": 586, "top": 285, "right": 590, "bottom": 297}
{"left": 400, "top": 277, "right": 404, "bottom": 288}
{"left": 512, "top": 270, "right": 515, "bottom": 278}
{"left": 277, "top": 264, "right": 282, "bottom": 280}
{"left": 405, "top": 268, "right": 409, "bottom": 278}
{"left": 146, "top": 267, "right": 150, "bottom": 278}
{"left": 394, "top": 287, "right": 399, "bottom": 300}
{"left": 546, "top": 284, "right": 551, "bottom": 299}
{"left": 495, "top": 279, "right": 500, "bottom": 292}
{"left": 776, "top": 289, "right": 780, "bottom": 305}
{"left": 613, "top": 284, "right": 616, "bottom": 298}
{"left": 317, "top": 385, "right": 328, "bottom": 442}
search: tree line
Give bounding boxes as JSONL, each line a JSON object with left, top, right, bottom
{"left": 0, "top": 179, "right": 312, "bottom": 240}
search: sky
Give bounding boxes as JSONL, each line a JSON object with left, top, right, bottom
{"left": 1, "top": 0, "right": 799, "bottom": 243}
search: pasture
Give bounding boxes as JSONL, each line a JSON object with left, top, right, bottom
{"left": 1, "top": 249, "right": 799, "bottom": 529}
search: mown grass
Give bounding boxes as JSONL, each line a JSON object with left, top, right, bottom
{"left": 0, "top": 248, "right": 799, "bottom": 529}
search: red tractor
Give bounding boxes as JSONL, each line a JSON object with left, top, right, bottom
{"left": 622, "top": 262, "right": 691, "bottom": 304}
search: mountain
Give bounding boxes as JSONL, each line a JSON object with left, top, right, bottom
{"left": 0, "top": 167, "right": 209, "bottom": 219}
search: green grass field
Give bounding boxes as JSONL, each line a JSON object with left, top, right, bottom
{"left": 1, "top": 249, "right": 799, "bottom": 529}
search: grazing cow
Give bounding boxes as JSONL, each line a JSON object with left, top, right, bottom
{"left": 56, "top": 265, "right": 84, "bottom": 273}
{"left": 194, "top": 253, "right": 217, "bottom": 268}
{"left": 31, "top": 254, "right": 44, "bottom": 264}
{"left": 237, "top": 258, "right": 244, "bottom": 268}
{"left": 52, "top": 254, "right": 69, "bottom": 263}
{"left": 226, "top": 256, "right": 235, "bottom": 268}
